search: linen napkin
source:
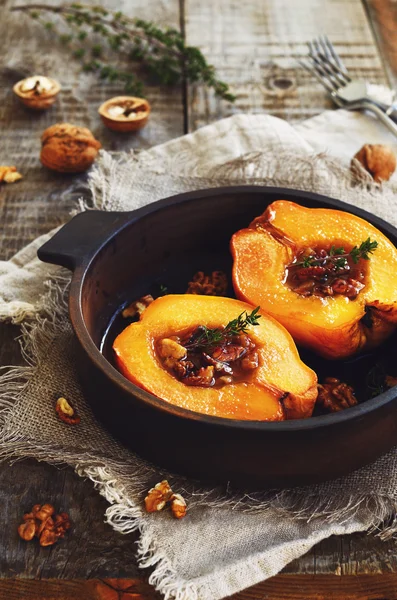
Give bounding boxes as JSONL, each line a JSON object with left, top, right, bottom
{"left": 1, "top": 111, "right": 397, "bottom": 600}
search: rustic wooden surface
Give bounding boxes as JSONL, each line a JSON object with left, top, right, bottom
{"left": 1, "top": 0, "right": 397, "bottom": 599}
{"left": 2, "top": 575, "right": 397, "bottom": 600}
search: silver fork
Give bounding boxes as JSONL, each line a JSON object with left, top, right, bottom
{"left": 299, "top": 35, "right": 397, "bottom": 137}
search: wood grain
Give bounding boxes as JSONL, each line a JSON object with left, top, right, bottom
{"left": 231, "top": 573, "right": 397, "bottom": 599}
{"left": 1, "top": 574, "right": 397, "bottom": 599}
{"left": 184, "top": 0, "right": 390, "bottom": 130}
{"left": 0, "top": 0, "right": 184, "bottom": 258}
{"left": 364, "top": 0, "right": 397, "bottom": 88}
{"left": 0, "top": 578, "right": 160, "bottom": 599}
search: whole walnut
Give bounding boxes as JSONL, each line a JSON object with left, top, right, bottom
{"left": 352, "top": 144, "right": 396, "bottom": 183}
{"left": 40, "top": 123, "right": 102, "bottom": 173}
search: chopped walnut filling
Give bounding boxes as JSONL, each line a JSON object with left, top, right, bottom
{"left": 157, "top": 328, "right": 259, "bottom": 387}
{"left": 317, "top": 377, "right": 358, "bottom": 412}
{"left": 287, "top": 246, "right": 366, "bottom": 299}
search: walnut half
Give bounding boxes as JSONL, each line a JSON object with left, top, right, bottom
{"left": 145, "top": 480, "right": 173, "bottom": 513}
{"left": 18, "top": 504, "right": 71, "bottom": 547}
{"left": 144, "top": 481, "right": 187, "bottom": 519}
{"left": 317, "top": 377, "right": 357, "bottom": 412}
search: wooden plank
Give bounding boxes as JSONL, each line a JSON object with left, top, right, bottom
{"left": 0, "top": 457, "right": 142, "bottom": 579}
{"left": 364, "top": 0, "right": 397, "bottom": 88}
{"left": 184, "top": 0, "right": 390, "bottom": 130}
{"left": 0, "top": 578, "right": 159, "bottom": 599}
{"left": 231, "top": 573, "right": 397, "bottom": 599}
{"left": 0, "top": 0, "right": 184, "bottom": 259}
{"left": 1, "top": 574, "right": 397, "bottom": 600}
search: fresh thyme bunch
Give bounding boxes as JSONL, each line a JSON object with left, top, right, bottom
{"left": 12, "top": 3, "right": 235, "bottom": 101}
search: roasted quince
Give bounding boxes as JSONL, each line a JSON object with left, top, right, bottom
{"left": 231, "top": 200, "right": 397, "bottom": 359}
{"left": 113, "top": 294, "right": 317, "bottom": 420}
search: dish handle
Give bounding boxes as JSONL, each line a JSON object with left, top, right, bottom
{"left": 37, "top": 211, "right": 132, "bottom": 271}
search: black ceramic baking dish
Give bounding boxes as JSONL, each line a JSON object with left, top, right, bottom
{"left": 38, "top": 186, "right": 397, "bottom": 488}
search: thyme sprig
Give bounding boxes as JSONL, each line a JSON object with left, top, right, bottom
{"left": 12, "top": 3, "right": 235, "bottom": 101}
{"left": 291, "top": 238, "right": 378, "bottom": 270}
{"left": 185, "top": 307, "right": 261, "bottom": 351}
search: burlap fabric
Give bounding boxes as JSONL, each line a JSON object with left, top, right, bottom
{"left": 1, "top": 112, "right": 397, "bottom": 600}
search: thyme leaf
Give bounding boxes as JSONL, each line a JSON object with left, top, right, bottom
{"left": 185, "top": 306, "right": 261, "bottom": 351}
{"left": 290, "top": 237, "right": 378, "bottom": 270}
{"left": 350, "top": 238, "right": 379, "bottom": 263}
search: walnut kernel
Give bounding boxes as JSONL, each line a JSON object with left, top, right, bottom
{"left": 13, "top": 75, "right": 61, "bottom": 109}
{"left": 158, "top": 339, "right": 187, "bottom": 362}
{"left": 317, "top": 377, "right": 357, "bottom": 412}
{"left": 186, "top": 271, "right": 228, "bottom": 296}
{"left": 56, "top": 397, "right": 81, "bottom": 425}
{"left": 0, "top": 166, "right": 23, "bottom": 184}
{"left": 122, "top": 294, "right": 154, "bottom": 318}
{"left": 352, "top": 144, "right": 396, "bottom": 183}
{"left": 145, "top": 480, "right": 173, "bottom": 513}
{"left": 18, "top": 520, "right": 36, "bottom": 541}
{"left": 99, "top": 96, "right": 151, "bottom": 132}
{"left": 170, "top": 493, "right": 187, "bottom": 519}
{"left": 18, "top": 504, "right": 71, "bottom": 547}
{"left": 385, "top": 375, "right": 397, "bottom": 388}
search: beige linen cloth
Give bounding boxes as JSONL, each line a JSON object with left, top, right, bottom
{"left": 1, "top": 111, "right": 397, "bottom": 600}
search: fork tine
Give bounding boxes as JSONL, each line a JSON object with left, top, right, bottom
{"left": 308, "top": 36, "right": 351, "bottom": 85}
{"left": 311, "top": 52, "right": 349, "bottom": 86}
{"left": 319, "top": 35, "right": 332, "bottom": 61}
{"left": 322, "top": 35, "right": 349, "bottom": 74}
{"left": 310, "top": 58, "right": 340, "bottom": 90}
{"left": 311, "top": 38, "right": 322, "bottom": 58}
{"left": 298, "top": 59, "right": 337, "bottom": 93}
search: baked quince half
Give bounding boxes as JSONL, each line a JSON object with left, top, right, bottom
{"left": 231, "top": 200, "right": 397, "bottom": 359}
{"left": 113, "top": 294, "right": 317, "bottom": 420}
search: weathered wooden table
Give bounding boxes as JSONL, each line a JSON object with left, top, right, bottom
{"left": 1, "top": 0, "right": 397, "bottom": 598}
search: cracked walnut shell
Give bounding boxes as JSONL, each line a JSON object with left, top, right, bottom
{"left": 40, "top": 123, "right": 102, "bottom": 173}
{"left": 13, "top": 75, "right": 61, "bottom": 110}
{"left": 98, "top": 96, "right": 151, "bottom": 132}
{"left": 352, "top": 144, "right": 396, "bottom": 183}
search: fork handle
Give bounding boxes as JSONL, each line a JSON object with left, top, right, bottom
{"left": 361, "top": 100, "right": 397, "bottom": 138}
{"left": 374, "top": 102, "right": 397, "bottom": 125}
